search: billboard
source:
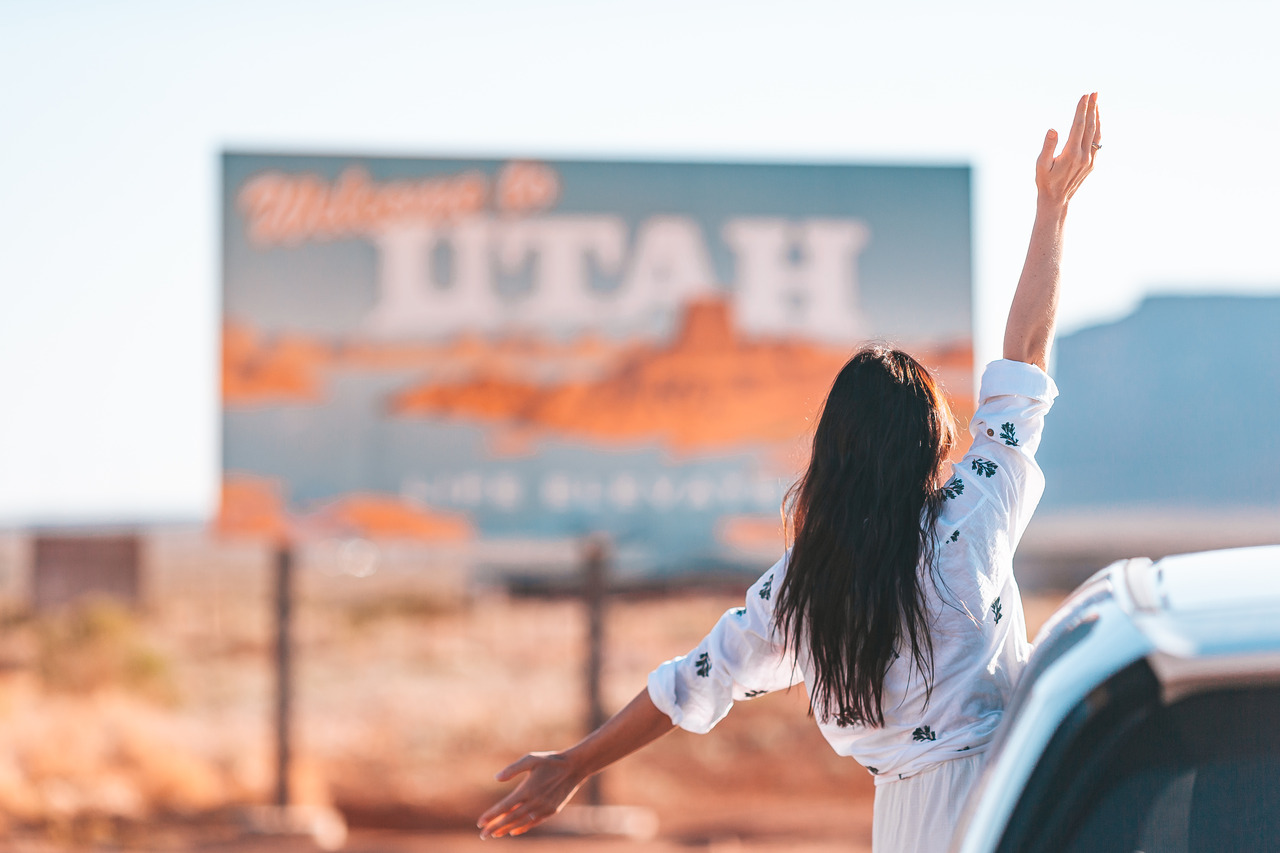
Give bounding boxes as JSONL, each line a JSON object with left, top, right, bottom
{"left": 221, "top": 154, "right": 972, "bottom": 574}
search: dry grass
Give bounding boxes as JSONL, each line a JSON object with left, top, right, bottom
{"left": 33, "top": 599, "right": 176, "bottom": 704}
{"left": 0, "top": 566, "right": 1067, "bottom": 850}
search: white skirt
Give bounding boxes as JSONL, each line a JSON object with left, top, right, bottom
{"left": 872, "top": 753, "right": 986, "bottom": 853}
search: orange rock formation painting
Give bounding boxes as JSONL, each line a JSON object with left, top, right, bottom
{"left": 217, "top": 474, "right": 472, "bottom": 544}
{"left": 225, "top": 299, "right": 973, "bottom": 452}
{"left": 222, "top": 323, "right": 625, "bottom": 407}
{"left": 222, "top": 300, "right": 972, "bottom": 544}
{"left": 716, "top": 514, "right": 789, "bottom": 553}
{"left": 222, "top": 324, "right": 332, "bottom": 405}
{"left": 392, "top": 299, "right": 975, "bottom": 453}
{"left": 309, "top": 493, "right": 472, "bottom": 542}
{"left": 217, "top": 474, "right": 291, "bottom": 542}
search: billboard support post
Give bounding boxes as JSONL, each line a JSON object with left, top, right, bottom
{"left": 274, "top": 544, "right": 293, "bottom": 807}
{"left": 236, "top": 542, "right": 350, "bottom": 848}
{"left": 583, "top": 536, "right": 608, "bottom": 807}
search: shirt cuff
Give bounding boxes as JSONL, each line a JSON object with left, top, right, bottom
{"left": 647, "top": 659, "right": 687, "bottom": 729}
{"left": 978, "top": 359, "right": 1059, "bottom": 405}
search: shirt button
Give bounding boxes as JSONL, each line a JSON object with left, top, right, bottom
{"left": 986, "top": 428, "right": 994, "bottom": 437}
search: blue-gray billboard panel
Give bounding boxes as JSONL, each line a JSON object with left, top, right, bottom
{"left": 222, "top": 154, "right": 972, "bottom": 574}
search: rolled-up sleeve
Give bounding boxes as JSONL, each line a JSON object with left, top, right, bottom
{"left": 963, "top": 359, "right": 1060, "bottom": 547}
{"left": 647, "top": 555, "right": 802, "bottom": 734}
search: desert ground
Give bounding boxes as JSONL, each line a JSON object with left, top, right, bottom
{"left": 0, "top": 541, "right": 1066, "bottom": 851}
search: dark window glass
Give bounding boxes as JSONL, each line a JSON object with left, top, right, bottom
{"left": 1063, "top": 686, "right": 1280, "bottom": 853}
{"left": 1005, "top": 679, "right": 1280, "bottom": 852}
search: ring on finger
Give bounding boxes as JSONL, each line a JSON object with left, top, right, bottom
{"left": 1091, "top": 142, "right": 1102, "bottom": 150}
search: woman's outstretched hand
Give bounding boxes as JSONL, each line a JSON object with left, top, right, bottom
{"left": 477, "top": 751, "right": 586, "bottom": 839}
{"left": 1035, "top": 92, "right": 1102, "bottom": 207}
{"left": 477, "top": 689, "right": 675, "bottom": 839}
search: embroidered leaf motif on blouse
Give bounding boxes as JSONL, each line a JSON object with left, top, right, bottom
{"left": 971, "top": 458, "right": 998, "bottom": 478}
{"left": 940, "top": 477, "right": 965, "bottom": 500}
{"left": 912, "top": 725, "right": 938, "bottom": 742}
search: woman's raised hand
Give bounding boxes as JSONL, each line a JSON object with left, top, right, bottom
{"left": 1002, "top": 93, "right": 1103, "bottom": 369}
{"left": 477, "top": 751, "right": 586, "bottom": 840}
{"left": 1035, "top": 92, "right": 1102, "bottom": 207}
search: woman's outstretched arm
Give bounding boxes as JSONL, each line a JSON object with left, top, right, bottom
{"left": 477, "top": 687, "right": 675, "bottom": 840}
{"left": 1004, "top": 92, "right": 1102, "bottom": 370}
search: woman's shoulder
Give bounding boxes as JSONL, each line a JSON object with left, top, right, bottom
{"left": 756, "top": 549, "right": 792, "bottom": 591}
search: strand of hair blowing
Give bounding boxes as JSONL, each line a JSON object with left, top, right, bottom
{"left": 773, "top": 348, "right": 955, "bottom": 727}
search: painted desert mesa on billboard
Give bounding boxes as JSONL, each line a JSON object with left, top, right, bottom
{"left": 222, "top": 154, "right": 973, "bottom": 573}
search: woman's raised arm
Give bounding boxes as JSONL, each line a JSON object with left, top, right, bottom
{"left": 1003, "top": 93, "right": 1102, "bottom": 370}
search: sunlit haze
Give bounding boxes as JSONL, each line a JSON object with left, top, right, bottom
{"left": 2, "top": 0, "right": 1277, "bottom": 524}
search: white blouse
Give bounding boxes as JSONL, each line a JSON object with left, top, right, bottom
{"left": 647, "top": 359, "right": 1059, "bottom": 784}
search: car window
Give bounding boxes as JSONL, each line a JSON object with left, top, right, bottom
{"left": 1064, "top": 686, "right": 1280, "bottom": 852}
{"left": 1000, "top": 670, "right": 1280, "bottom": 852}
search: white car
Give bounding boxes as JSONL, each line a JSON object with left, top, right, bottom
{"left": 954, "top": 544, "right": 1280, "bottom": 853}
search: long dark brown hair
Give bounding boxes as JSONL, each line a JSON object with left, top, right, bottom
{"left": 773, "top": 346, "right": 957, "bottom": 727}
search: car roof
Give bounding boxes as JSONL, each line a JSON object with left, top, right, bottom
{"left": 1024, "top": 544, "right": 1280, "bottom": 701}
{"left": 1125, "top": 544, "right": 1280, "bottom": 615}
{"left": 1120, "top": 544, "right": 1280, "bottom": 701}
{"left": 953, "top": 544, "right": 1280, "bottom": 853}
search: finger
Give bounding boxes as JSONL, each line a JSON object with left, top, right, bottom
{"left": 1037, "top": 129, "right": 1058, "bottom": 173}
{"left": 1081, "top": 92, "right": 1098, "bottom": 155}
{"left": 478, "top": 792, "right": 523, "bottom": 828}
{"left": 1065, "top": 93, "right": 1089, "bottom": 153}
{"left": 1092, "top": 96, "right": 1103, "bottom": 148}
{"left": 486, "top": 806, "right": 543, "bottom": 839}
{"left": 495, "top": 754, "right": 537, "bottom": 782}
{"left": 480, "top": 775, "right": 537, "bottom": 826}
{"left": 480, "top": 804, "right": 528, "bottom": 839}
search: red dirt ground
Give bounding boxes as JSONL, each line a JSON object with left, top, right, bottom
{"left": 0, "top": 570, "right": 1065, "bottom": 852}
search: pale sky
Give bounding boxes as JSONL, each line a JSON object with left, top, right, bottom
{"left": 1, "top": 0, "right": 1277, "bottom": 525}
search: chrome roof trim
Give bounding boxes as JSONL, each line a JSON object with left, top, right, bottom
{"left": 1140, "top": 545, "right": 1280, "bottom": 615}
{"left": 1148, "top": 648, "right": 1280, "bottom": 704}
{"left": 1121, "top": 556, "right": 1160, "bottom": 613}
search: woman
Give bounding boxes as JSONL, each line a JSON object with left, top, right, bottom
{"left": 479, "top": 93, "right": 1102, "bottom": 850}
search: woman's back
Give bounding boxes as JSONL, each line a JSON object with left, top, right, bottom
{"left": 646, "top": 358, "right": 1060, "bottom": 782}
